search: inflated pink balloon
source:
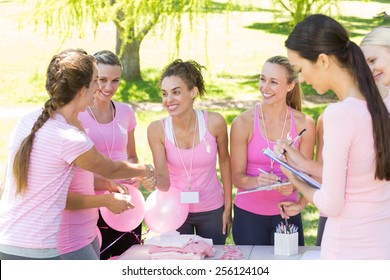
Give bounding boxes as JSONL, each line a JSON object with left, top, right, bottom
{"left": 144, "top": 187, "right": 189, "bottom": 233}
{"left": 96, "top": 226, "right": 102, "bottom": 248}
{"left": 100, "top": 184, "right": 146, "bottom": 232}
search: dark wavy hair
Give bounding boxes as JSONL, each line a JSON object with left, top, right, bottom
{"left": 159, "top": 59, "right": 206, "bottom": 98}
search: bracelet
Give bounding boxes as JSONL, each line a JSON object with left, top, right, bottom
{"left": 145, "top": 164, "right": 154, "bottom": 177}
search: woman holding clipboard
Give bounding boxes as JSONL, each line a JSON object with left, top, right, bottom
{"left": 278, "top": 15, "right": 390, "bottom": 259}
{"left": 230, "top": 55, "right": 315, "bottom": 246}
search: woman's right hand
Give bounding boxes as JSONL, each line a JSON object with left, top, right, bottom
{"left": 141, "top": 164, "right": 157, "bottom": 191}
{"left": 105, "top": 192, "right": 134, "bottom": 214}
{"left": 256, "top": 173, "right": 281, "bottom": 187}
{"left": 275, "top": 139, "right": 308, "bottom": 171}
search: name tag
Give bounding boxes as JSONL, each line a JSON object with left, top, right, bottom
{"left": 180, "top": 191, "right": 199, "bottom": 204}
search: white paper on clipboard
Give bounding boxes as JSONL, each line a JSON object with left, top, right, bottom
{"left": 236, "top": 181, "right": 291, "bottom": 195}
{"left": 262, "top": 148, "right": 321, "bottom": 189}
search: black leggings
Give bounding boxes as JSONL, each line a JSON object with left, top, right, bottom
{"left": 98, "top": 211, "right": 142, "bottom": 260}
{"left": 232, "top": 204, "right": 305, "bottom": 246}
{"left": 176, "top": 206, "right": 226, "bottom": 245}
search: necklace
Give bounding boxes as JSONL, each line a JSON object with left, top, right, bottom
{"left": 172, "top": 111, "right": 198, "bottom": 191}
{"left": 260, "top": 103, "right": 288, "bottom": 173}
{"left": 87, "top": 101, "right": 116, "bottom": 158}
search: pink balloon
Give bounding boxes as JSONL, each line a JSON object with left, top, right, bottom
{"left": 144, "top": 187, "right": 189, "bottom": 233}
{"left": 100, "top": 184, "right": 146, "bottom": 232}
{"left": 96, "top": 226, "right": 102, "bottom": 248}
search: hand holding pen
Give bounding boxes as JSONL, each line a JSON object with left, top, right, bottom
{"left": 258, "top": 168, "right": 283, "bottom": 183}
{"left": 278, "top": 128, "right": 306, "bottom": 158}
{"left": 257, "top": 168, "right": 293, "bottom": 195}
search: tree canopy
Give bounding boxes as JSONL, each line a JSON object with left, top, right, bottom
{"left": 33, "top": 0, "right": 214, "bottom": 81}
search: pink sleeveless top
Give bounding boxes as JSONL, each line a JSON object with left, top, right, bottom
{"left": 163, "top": 110, "right": 224, "bottom": 213}
{"left": 234, "top": 105, "right": 299, "bottom": 215}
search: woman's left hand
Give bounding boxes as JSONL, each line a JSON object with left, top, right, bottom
{"left": 222, "top": 207, "right": 232, "bottom": 236}
{"left": 278, "top": 201, "right": 304, "bottom": 218}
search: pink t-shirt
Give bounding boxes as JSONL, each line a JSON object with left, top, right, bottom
{"left": 0, "top": 109, "right": 93, "bottom": 254}
{"left": 234, "top": 105, "right": 299, "bottom": 215}
{"left": 79, "top": 101, "right": 136, "bottom": 161}
{"left": 164, "top": 110, "right": 224, "bottom": 213}
{"left": 313, "top": 96, "right": 390, "bottom": 259}
{"left": 57, "top": 101, "right": 136, "bottom": 254}
{"left": 58, "top": 168, "right": 97, "bottom": 255}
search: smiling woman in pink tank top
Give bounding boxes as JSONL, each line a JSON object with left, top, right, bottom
{"left": 230, "top": 55, "right": 315, "bottom": 246}
{"left": 147, "top": 59, "right": 232, "bottom": 245}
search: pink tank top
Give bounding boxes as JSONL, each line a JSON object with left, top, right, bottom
{"left": 234, "top": 105, "right": 299, "bottom": 215}
{"left": 163, "top": 110, "right": 224, "bottom": 213}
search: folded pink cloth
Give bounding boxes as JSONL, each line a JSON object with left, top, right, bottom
{"left": 149, "top": 240, "right": 215, "bottom": 257}
{"left": 145, "top": 231, "right": 215, "bottom": 260}
{"left": 220, "top": 245, "right": 244, "bottom": 260}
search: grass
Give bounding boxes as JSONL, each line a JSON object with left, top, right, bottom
{"left": 0, "top": 0, "right": 386, "bottom": 246}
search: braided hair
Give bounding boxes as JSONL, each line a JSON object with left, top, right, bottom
{"left": 13, "top": 49, "right": 95, "bottom": 195}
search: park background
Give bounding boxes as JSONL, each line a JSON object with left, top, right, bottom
{"left": 0, "top": 0, "right": 389, "bottom": 246}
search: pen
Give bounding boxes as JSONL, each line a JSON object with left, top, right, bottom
{"left": 278, "top": 128, "right": 307, "bottom": 158}
{"left": 281, "top": 205, "right": 289, "bottom": 233}
{"left": 288, "top": 128, "right": 307, "bottom": 147}
{"left": 258, "top": 168, "right": 283, "bottom": 183}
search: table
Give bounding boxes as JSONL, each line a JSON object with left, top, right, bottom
{"left": 117, "top": 245, "right": 320, "bottom": 260}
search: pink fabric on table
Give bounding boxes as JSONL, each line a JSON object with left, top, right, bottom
{"left": 220, "top": 245, "right": 244, "bottom": 260}
{"left": 149, "top": 240, "right": 215, "bottom": 257}
{"left": 145, "top": 231, "right": 215, "bottom": 260}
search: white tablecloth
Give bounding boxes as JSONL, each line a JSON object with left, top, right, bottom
{"left": 117, "top": 244, "right": 320, "bottom": 260}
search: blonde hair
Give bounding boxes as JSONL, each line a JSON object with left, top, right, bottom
{"left": 265, "top": 55, "right": 303, "bottom": 111}
{"left": 360, "top": 26, "right": 390, "bottom": 48}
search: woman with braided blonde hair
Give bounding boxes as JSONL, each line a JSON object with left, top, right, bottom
{"left": 0, "top": 49, "right": 155, "bottom": 260}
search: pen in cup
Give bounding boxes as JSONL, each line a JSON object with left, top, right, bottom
{"left": 281, "top": 205, "right": 289, "bottom": 233}
{"left": 258, "top": 168, "right": 283, "bottom": 184}
{"left": 278, "top": 128, "right": 307, "bottom": 158}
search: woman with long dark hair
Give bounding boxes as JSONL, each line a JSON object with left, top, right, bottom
{"left": 278, "top": 14, "right": 390, "bottom": 259}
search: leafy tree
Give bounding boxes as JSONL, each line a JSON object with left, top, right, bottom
{"left": 272, "top": 0, "right": 340, "bottom": 26}
{"left": 32, "top": 0, "right": 213, "bottom": 81}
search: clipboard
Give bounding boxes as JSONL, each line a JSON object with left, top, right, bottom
{"left": 236, "top": 181, "right": 291, "bottom": 195}
{"left": 262, "top": 148, "right": 321, "bottom": 189}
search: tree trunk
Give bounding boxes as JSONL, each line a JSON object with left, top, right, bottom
{"left": 116, "top": 28, "right": 142, "bottom": 81}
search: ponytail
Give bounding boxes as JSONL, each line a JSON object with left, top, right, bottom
{"left": 348, "top": 42, "right": 390, "bottom": 180}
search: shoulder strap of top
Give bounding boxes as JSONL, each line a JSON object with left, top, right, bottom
{"left": 164, "top": 111, "right": 206, "bottom": 143}
{"left": 289, "top": 106, "right": 296, "bottom": 133}
{"left": 196, "top": 109, "right": 206, "bottom": 139}
{"left": 254, "top": 104, "right": 260, "bottom": 133}
{"left": 164, "top": 116, "right": 174, "bottom": 143}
